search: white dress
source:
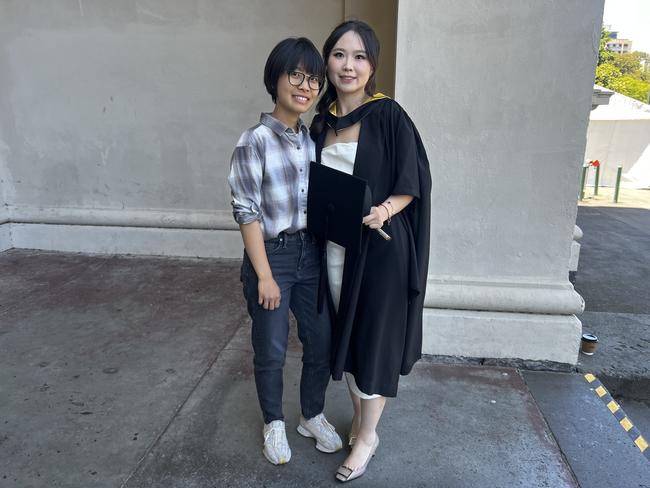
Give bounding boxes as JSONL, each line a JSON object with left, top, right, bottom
{"left": 321, "top": 142, "right": 380, "bottom": 400}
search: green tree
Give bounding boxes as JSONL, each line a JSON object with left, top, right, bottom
{"left": 609, "top": 76, "right": 650, "bottom": 103}
{"left": 612, "top": 52, "right": 643, "bottom": 76}
{"left": 635, "top": 51, "right": 649, "bottom": 64}
{"left": 598, "top": 26, "right": 615, "bottom": 66}
{"left": 637, "top": 52, "right": 650, "bottom": 82}
{"left": 641, "top": 70, "right": 650, "bottom": 84}
{"left": 594, "top": 26, "right": 650, "bottom": 103}
{"left": 595, "top": 63, "right": 622, "bottom": 86}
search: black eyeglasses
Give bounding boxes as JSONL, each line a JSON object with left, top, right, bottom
{"left": 287, "top": 70, "right": 323, "bottom": 90}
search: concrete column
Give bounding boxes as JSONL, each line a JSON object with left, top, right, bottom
{"left": 395, "top": 0, "right": 604, "bottom": 364}
{"left": 569, "top": 225, "right": 583, "bottom": 284}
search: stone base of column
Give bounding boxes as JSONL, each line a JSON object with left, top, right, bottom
{"left": 9, "top": 223, "right": 243, "bottom": 259}
{"left": 0, "top": 223, "right": 11, "bottom": 251}
{"left": 422, "top": 308, "right": 581, "bottom": 365}
{"left": 569, "top": 225, "right": 583, "bottom": 284}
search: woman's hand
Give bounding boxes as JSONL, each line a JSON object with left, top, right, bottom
{"left": 258, "top": 276, "right": 281, "bottom": 310}
{"left": 362, "top": 205, "right": 389, "bottom": 229}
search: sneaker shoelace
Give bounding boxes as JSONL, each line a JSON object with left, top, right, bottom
{"left": 264, "top": 424, "right": 285, "bottom": 449}
{"left": 313, "top": 414, "right": 336, "bottom": 435}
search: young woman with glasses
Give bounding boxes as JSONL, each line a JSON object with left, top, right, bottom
{"left": 228, "top": 37, "right": 343, "bottom": 466}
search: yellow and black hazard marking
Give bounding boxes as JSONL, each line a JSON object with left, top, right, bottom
{"left": 584, "top": 373, "right": 650, "bottom": 461}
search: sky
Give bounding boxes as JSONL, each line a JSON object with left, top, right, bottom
{"left": 603, "top": 0, "right": 650, "bottom": 54}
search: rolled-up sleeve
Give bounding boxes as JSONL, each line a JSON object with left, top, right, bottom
{"left": 228, "top": 144, "right": 264, "bottom": 225}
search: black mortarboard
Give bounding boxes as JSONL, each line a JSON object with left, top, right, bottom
{"left": 307, "top": 162, "right": 371, "bottom": 254}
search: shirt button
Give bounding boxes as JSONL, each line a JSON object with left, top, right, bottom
{"left": 301, "top": 189, "right": 304, "bottom": 192}
{"left": 303, "top": 210, "right": 307, "bottom": 214}
{"left": 299, "top": 169, "right": 303, "bottom": 172}
{"left": 297, "top": 146, "right": 301, "bottom": 150}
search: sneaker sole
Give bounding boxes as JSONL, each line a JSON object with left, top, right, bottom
{"left": 296, "top": 424, "right": 342, "bottom": 453}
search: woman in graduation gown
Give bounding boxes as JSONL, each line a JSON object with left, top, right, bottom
{"left": 310, "top": 20, "right": 431, "bottom": 482}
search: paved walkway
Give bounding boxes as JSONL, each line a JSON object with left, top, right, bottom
{"left": 578, "top": 187, "right": 650, "bottom": 209}
{"left": 1, "top": 197, "right": 649, "bottom": 487}
{"left": 575, "top": 192, "right": 650, "bottom": 398}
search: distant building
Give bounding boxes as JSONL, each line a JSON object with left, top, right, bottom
{"left": 606, "top": 39, "right": 633, "bottom": 53}
{"left": 605, "top": 30, "right": 633, "bottom": 53}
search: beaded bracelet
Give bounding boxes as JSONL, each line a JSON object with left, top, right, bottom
{"left": 380, "top": 203, "right": 392, "bottom": 225}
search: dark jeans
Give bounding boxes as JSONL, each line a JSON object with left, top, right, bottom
{"left": 241, "top": 230, "right": 331, "bottom": 424}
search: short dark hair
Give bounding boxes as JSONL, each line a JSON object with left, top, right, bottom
{"left": 264, "top": 37, "right": 326, "bottom": 103}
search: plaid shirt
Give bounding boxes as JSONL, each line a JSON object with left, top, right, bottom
{"left": 228, "top": 113, "right": 314, "bottom": 240}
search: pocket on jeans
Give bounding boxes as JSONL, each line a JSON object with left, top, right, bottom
{"left": 264, "top": 237, "right": 284, "bottom": 255}
{"left": 240, "top": 257, "right": 258, "bottom": 311}
{"left": 240, "top": 253, "right": 248, "bottom": 283}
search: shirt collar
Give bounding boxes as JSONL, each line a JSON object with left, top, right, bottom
{"left": 260, "top": 113, "right": 308, "bottom": 137}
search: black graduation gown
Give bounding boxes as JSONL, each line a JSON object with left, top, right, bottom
{"left": 313, "top": 97, "right": 432, "bottom": 397}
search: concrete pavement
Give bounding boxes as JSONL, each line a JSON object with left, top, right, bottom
{"left": 1, "top": 250, "right": 579, "bottom": 488}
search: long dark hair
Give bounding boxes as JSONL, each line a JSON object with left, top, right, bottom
{"left": 311, "top": 20, "right": 380, "bottom": 138}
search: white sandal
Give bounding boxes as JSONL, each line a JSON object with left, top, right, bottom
{"left": 348, "top": 432, "right": 357, "bottom": 447}
{"left": 335, "top": 435, "right": 379, "bottom": 482}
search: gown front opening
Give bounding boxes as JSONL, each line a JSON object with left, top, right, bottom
{"left": 321, "top": 142, "right": 380, "bottom": 400}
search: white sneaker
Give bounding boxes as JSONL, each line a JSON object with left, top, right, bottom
{"left": 263, "top": 420, "right": 291, "bottom": 465}
{"left": 297, "top": 413, "right": 343, "bottom": 453}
